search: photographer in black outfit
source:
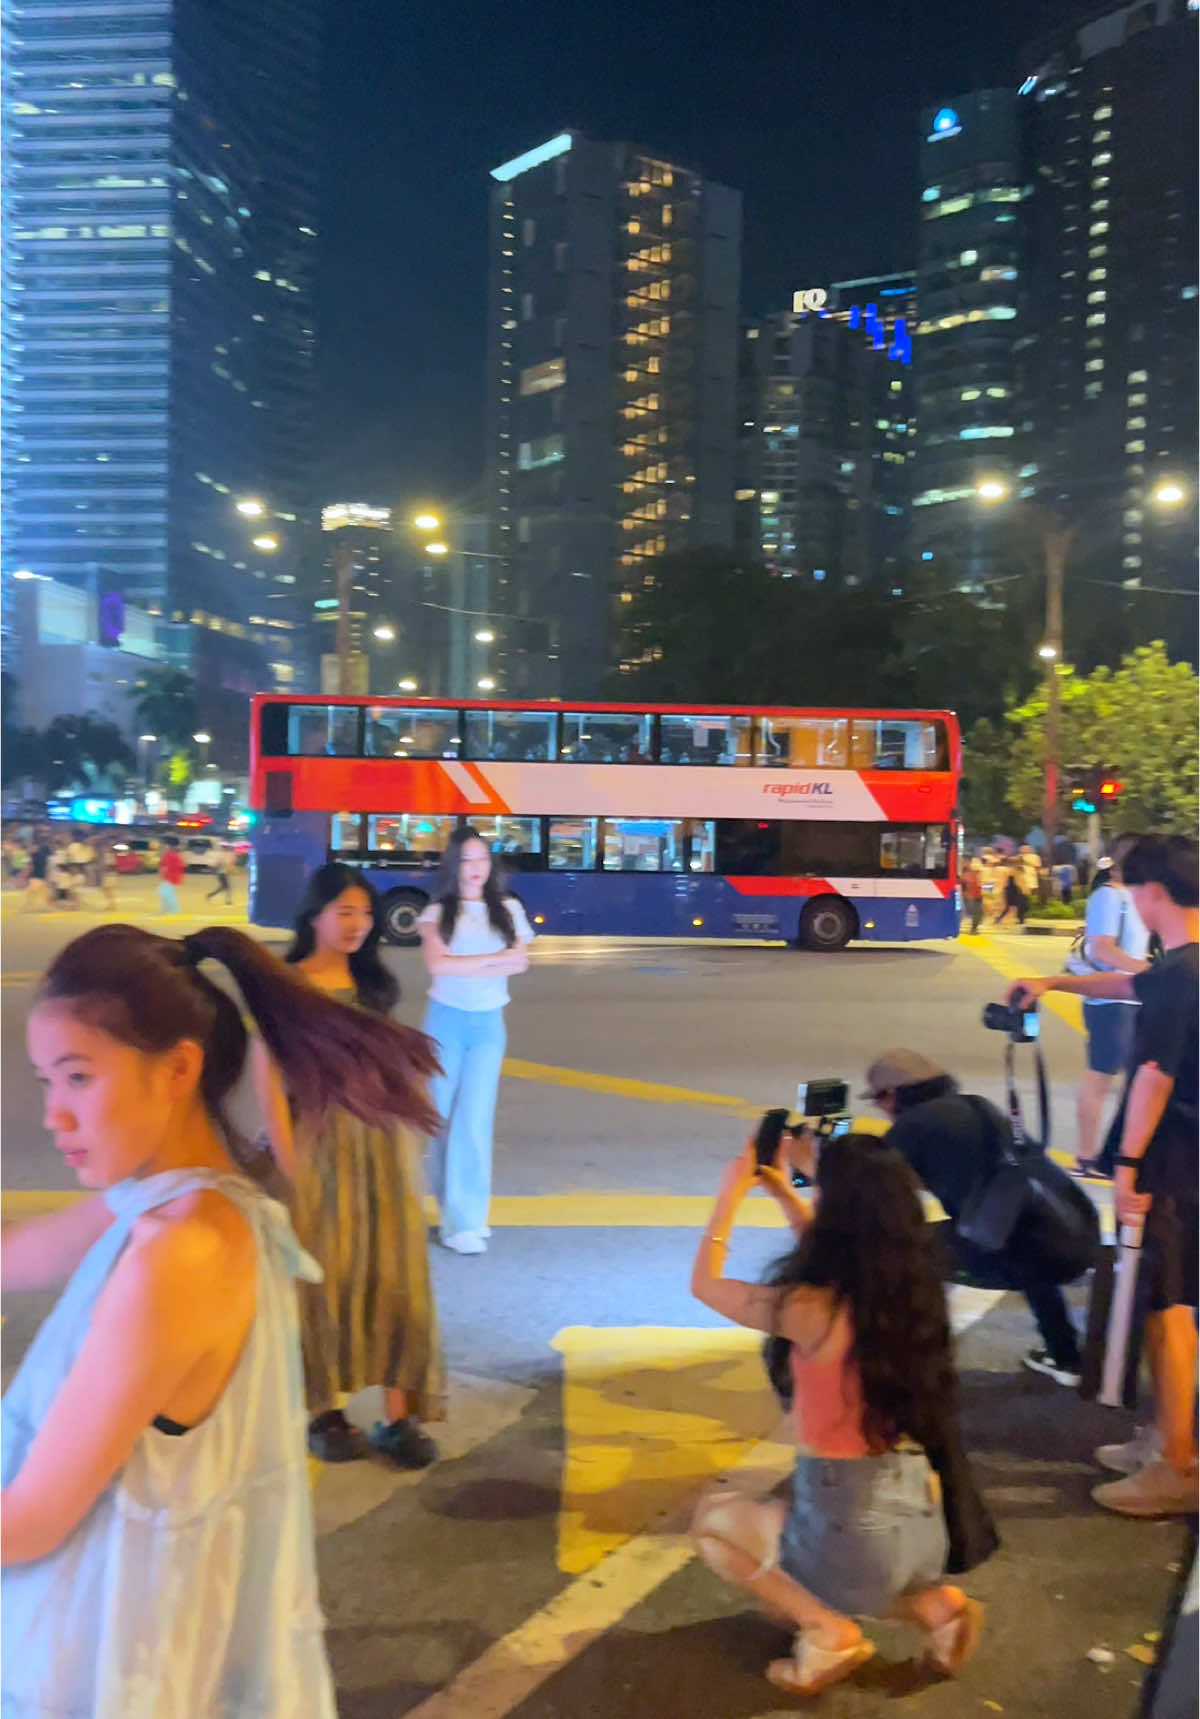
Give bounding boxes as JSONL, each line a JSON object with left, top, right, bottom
{"left": 861, "top": 1050, "right": 1083, "bottom": 1386}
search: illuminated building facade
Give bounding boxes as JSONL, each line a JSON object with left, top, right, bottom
{"left": 912, "top": 91, "right": 1023, "bottom": 589}
{"left": 1, "top": 0, "right": 318, "bottom": 691}
{"left": 485, "top": 131, "right": 741, "bottom": 696}
{"left": 1020, "top": 0, "right": 1197, "bottom": 592}
{"left": 740, "top": 275, "right": 915, "bottom": 590}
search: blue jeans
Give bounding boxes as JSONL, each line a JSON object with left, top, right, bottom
{"left": 423, "top": 1001, "right": 506, "bottom": 1240}
{"left": 158, "top": 881, "right": 179, "bottom": 914}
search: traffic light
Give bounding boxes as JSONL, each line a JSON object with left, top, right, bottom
{"left": 1068, "top": 767, "right": 1122, "bottom": 814}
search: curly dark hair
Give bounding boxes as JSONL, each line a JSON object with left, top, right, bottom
{"left": 765, "top": 1133, "right": 956, "bottom": 1453}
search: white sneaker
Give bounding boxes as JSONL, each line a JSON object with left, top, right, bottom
{"left": 1095, "top": 1424, "right": 1162, "bottom": 1476}
{"left": 1022, "top": 1348, "right": 1081, "bottom": 1388}
{"left": 1092, "top": 1458, "right": 1199, "bottom": 1518}
{"left": 441, "top": 1231, "right": 487, "bottom": 1255}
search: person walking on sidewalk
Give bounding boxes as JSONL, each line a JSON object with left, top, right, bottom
{"left": 963, "top": 856, "right": 985, "bottom": 934}
{"left": 268, "top": 862, "right": 445, "bottom": 1468}
{"left": 206, "top": 842, "right": 236, "bottom": 904}
{"left": 418, "top": 828, "right": 534, "bottom": 1256}
{"left": 1012, "top": 833, "right": 1198, "bottom": 1519}
{"left": 158, "top": 839, "right": 184, "bottom": 914}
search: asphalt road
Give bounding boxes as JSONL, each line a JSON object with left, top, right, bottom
{"left": 2, "top": 884, "right": 1186, "bottom": 1718}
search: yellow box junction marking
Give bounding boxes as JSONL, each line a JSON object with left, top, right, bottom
{"left": 550, "top": 1325, "right": 784, "bottom": 1575}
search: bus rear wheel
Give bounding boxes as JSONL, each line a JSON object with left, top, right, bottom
{"left": 381, "top": 888, "right": 427, "bottom": 947}
{"left": 796, "top": 896, "right": 857, "bottom": 952}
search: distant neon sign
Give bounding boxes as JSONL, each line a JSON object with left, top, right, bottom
{"left": 929, "top": 106, "right": 962, "bottom": 141}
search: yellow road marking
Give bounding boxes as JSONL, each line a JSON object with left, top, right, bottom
{"left": 958, "top": 933, "right": 1085, "bottom": 1035}
{"left": 551, "top": 1325, "right": 778, "bottom": 1574}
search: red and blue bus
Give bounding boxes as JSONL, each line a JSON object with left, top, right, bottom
{"left": 248, "top": 696, "right": 962, "bottom": 950}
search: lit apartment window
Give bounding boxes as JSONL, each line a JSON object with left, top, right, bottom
{"left": 1086, "top": 359, "right": 1104, "bottom": 372}
{"left": 1089, "top": 221, "right": 1109, "bottom": 235}
{"left": 1125, "top": 439, "right": 1145, "bottom": 453}
{"left": 1127, "top": 392, "right": 1146, "bottom": 406}
{"left": 1126, "top": 416, "right": 1146, "bottom": 429}
{"left": 1093, "top": 105, "right": 1113, "bottom": 120}
{"left": 1128, "top": 369, "right": 1149, "bottom": 384}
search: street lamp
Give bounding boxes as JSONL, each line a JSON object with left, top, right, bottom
{"left": 474, "top": 628, "right": 495, "bottom": 643}
{"left": 137, "top": 734, "right": 157, "bottom": 791}
{"left": 193, "top": 730, "right": 212, "bottom": 774}
{"left": 373, "top": 623, "right": 396, "bottom": 643}
{"left": 251, "top": 533, "right": 279, "bottom": 552}
{"left": 424, "top": 541, "right": 449, "bottom": 557}
{"left": 397, "top": 677, "right": 419, "bottom": 693}
{"left": 1152, "top": 480, "right": 1186, "bottom": 509}
{"left": 236, "top": 498, "right": 265, "bottom": 518}
{"left": 477, "top": 676, "right": 496, "bottom": 691}
{"left": 976, "top": 478, "right": 1009, "bottom": 502}
{"left": 413, "top": 512, "right": 441, "bottom": 533}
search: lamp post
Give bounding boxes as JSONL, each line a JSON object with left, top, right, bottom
{"left": 137, "top": 733, "right": 157, "bottom": 795}
{"left": 192, "top": 730, "right": 211, "bottom": 773}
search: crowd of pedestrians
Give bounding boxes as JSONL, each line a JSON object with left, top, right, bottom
{"left": 0, "top": 822, "right": 1194, "bottom": 1711}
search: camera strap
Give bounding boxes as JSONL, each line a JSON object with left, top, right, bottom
{"left": 1004, "top": 1036, "right": 1051, "bottom": 1152}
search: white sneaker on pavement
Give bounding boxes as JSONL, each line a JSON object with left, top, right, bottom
{"left": 441, "top": 1231, "right": 487, "bottom": 1256}
{"left": 1095, "top": 1424, "right": 1163, "bottom": 1476}
{"left": 1092, "top": 1458, "right": 1199, "bottom": 1518}
{"left": 1022, "top": 1347, "right": 1081, "bottom": 1387}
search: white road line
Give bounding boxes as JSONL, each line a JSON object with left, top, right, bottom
{"left": 404, "top": 1287, "right": 1004, "bottom": 1719}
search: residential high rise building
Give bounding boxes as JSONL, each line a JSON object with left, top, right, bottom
{"left": 485, "top": 131, "right": 741, "bottom": 697}
{"left": 1, "top": 0, "right": 318, "bottom": 693}
{"left": 1020, "top": 0, "right": 1197, "bottom": 591}
{"left": 912, "top": 91, "right": 1024, "bottom": 589}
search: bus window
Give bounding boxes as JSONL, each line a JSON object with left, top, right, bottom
{"left": 601, "top": 818, "right": 685, "bottom": 871}
{"left": 716, "top": 820, "right": 782, "bottom": 873}
{"left": 365, "top": 707, "right": 461, "bottom": 759}
{"left": 468, "top": 815, "right": 544, "bottom": 869}
{"left": 330, "top": 813, "right": 365, "bottom": 856}
{"left": 685, "top": 819, "right": 716, "bottom": 872}
{"left": 659, "top": 714, "right": 751, "bottom": 765}
{"left": 548, "top": 817, "right": 599, "bottom": 869}
{"left": 850, "top": 718, "right": 946, "bottom": 771}
{"left": 561, "top": 712, "right": 652, "bottom": 763}
{"left": 756, "top": 717, "right": 848, "bottom": 769}
{"left": 463, "top": 709, "right": 555, "bottom": 761}
{"left": 287, "top": 704, "right": 360, "bottom": 757}
{"left": 367, "top": 814, "right": 456, "bottom": 864}
{"left": 879, "top": 825, "right": 952, "bottom": 878}
{"left": 779, "top": 822, "right": 876, "bottom": 876}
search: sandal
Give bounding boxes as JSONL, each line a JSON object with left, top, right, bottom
{"left": 766, "top": 1632, "right": 876, "bottom": 1696}
{"left": 923, "top": 1597, "right": 985, "bottom": 1676}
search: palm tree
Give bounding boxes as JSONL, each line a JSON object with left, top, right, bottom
{"left": 131, "top": 667, "right": 197, "bottom": 749}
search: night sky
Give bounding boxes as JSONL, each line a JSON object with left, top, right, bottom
{"left": 318, "top": 0, "right": 1056, "bottom": 506}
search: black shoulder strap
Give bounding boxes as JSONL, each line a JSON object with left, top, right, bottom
{"left": 961, "top": 1093, "right": 1019, "bottom": 1168}
{"left": 1004, "top": 1036, "right": 1051, "bottom": 1151}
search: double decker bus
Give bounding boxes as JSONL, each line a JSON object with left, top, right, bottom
{"left": 248, "top": 696, "right": 962, "bottom": 950}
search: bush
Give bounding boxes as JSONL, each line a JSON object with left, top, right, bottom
{"left": 1025, "top": 901, "right": 1080, "bottom": 921}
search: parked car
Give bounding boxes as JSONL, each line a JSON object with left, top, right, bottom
{"left": 182, "top": 835, "right": 226, "bottom": 873}
{"left": 111, "top": 836, "right": 161, "bottom": 875}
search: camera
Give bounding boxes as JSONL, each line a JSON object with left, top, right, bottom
{"left": 754, "top": 1079, "right": 853, "bottom": 1183}
{"left": 981, "top": 998, "right": 1040, "bottom": 1043}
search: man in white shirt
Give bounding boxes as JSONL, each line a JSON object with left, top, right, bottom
{"left": 1074, "top": 836, "right": 1150, "bottom": 1174}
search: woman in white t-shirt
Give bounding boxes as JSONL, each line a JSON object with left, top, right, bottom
{"left": 418, "top": 829, "right": 534, "bottom": 1254}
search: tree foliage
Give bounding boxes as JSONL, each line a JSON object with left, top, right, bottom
{"left": 131, "top": 667, "right": 197, "bottom": 749}
{"left": 964, "top": 642, "right": 1198, "bottom": 836}
{"left": 36, "top": 715, "right": 133, "bottom": 795}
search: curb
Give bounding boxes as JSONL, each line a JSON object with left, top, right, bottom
{"left": 1022, "top": 922, "right": 1085, "bottom": 937}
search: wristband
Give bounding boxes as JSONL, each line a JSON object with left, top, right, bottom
{"left": 1114, "top": 1156, "right": 1143, "bottom": 1171}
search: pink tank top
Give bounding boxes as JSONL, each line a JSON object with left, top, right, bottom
{"left": 789, "top": 1306, "right": 871, "bottom": 1458}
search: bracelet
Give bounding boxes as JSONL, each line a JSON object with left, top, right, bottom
{"left": 1114, "top": 1156, "right": 1143, "bottom": 1171}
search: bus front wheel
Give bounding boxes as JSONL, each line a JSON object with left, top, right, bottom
{"left": 796, "top": 896, "right": 857, "bottom": 953}
{"left": 381, "top": 888, "right": 428, "bottom": 947}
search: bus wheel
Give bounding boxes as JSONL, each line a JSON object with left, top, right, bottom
{"left": 381, "top": 888, "right": 427, "bottom": 947}
{"left": 796, "top": 896, "right": 857, "bottom": 952}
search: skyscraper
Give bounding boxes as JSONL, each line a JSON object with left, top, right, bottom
{"left": 1, "top": 0, "right": 318, "bottom": 694}
{"left": 1020, "top": 0, "right": 1197, "bottom": 591}
{"left": 912, "top": 91, "right": 1023, "bottom": 589}
{"left": 485, "top": 132, "right": 741, "bottom": 697}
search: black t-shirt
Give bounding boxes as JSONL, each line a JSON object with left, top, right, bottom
{"left": 1131, "top": 943, "right": 1199, "bottom": 1196}
{"left": 885, "top": 1092, "right": 1005, "bottom": 1221}
{"left": 29, "top": 845, "right": 49, "bottom": 880}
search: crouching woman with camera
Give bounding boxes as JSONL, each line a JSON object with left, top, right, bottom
{"left": 689, "top": 1133, "right": 982, "bottom": 1697}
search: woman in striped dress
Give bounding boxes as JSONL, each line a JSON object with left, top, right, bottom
{"left": 255, "top": 862, "right": 445, "bottom": 1468}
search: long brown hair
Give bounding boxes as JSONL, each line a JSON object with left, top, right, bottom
{"left": 37, "top": 923, "right": 440, "bottom": 1135}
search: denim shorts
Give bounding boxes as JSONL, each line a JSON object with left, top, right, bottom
{"left": 1083, "top": 1001, "right": 1136, "bottom": 1075}
{"left": 779, "top": 1450, "right": 947, "bottom": 1617}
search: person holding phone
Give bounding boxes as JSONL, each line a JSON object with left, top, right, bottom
{"left": 690, "top": 1132, "right": 982, "bottom": 1696}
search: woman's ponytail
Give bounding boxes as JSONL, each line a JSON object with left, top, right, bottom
{"left": 183, "top": 926, "right": 440, "bottom": 1134}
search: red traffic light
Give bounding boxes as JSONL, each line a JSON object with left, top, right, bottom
{"left": 1099, "top": 779, "right": 1123, "bottom": 798}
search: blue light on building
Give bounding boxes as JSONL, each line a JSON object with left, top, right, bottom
{"left": 929, "top": 106, "right": 962, "bottom": 140}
